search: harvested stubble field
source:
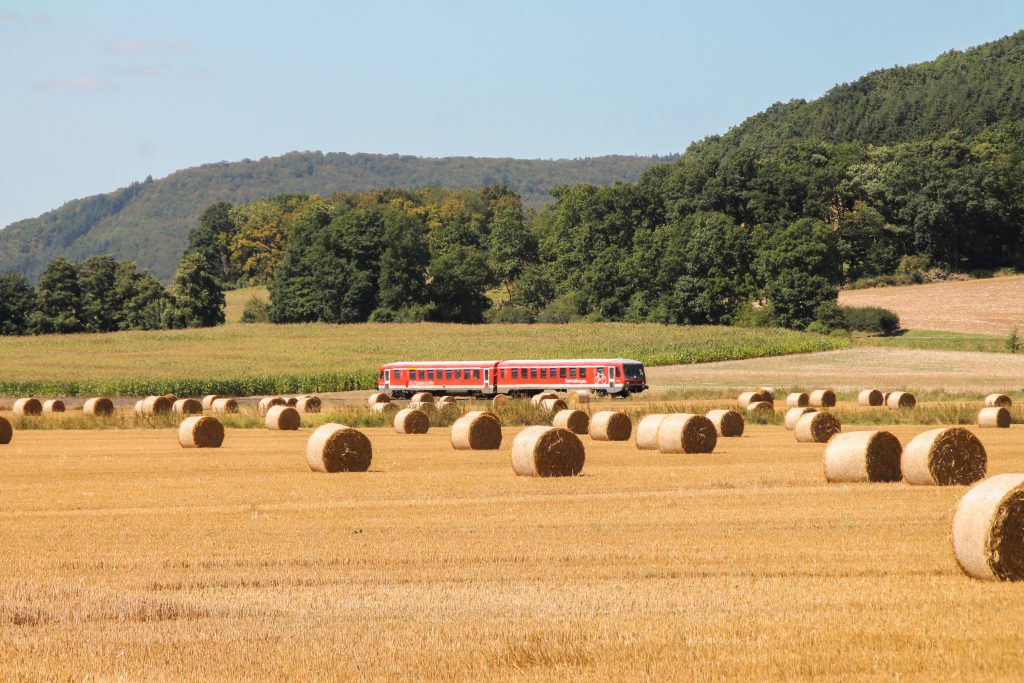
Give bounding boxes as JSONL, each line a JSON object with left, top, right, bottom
{"left": 839, "top": 275, "right": 1024, "bottom": 335}
{"left": 3, "top": 425, "right": 1024, "bottom": 679}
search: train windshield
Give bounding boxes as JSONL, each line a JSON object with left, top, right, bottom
{"left": 623, "top": 363, "right": 645, "bottom": 381}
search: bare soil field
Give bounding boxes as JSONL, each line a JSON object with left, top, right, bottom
{"left": 839, "top": 275, "right": 1024, "bottom": 334}
{"left": 3, "top": 425, "right": 1024, "bottom": 679}
{"left": 648, "top": 347, "right": 1024, "bottom": 394}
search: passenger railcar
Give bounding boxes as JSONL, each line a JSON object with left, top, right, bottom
{"left": 378, "top": 358, "right": 647, "bottom": 399}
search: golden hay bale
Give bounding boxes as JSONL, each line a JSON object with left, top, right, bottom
{"left": 265, "top": 405, "right": 300, "bottom": 430}
{"left": 42, "top": 399, "right": 65, "bottom": 414}
{"left": 438, "top": 396, "right": 458, "bottom": 407}
{"left": 568, "top": 390, "right": 591, "bottom": 406}
{"left": 635, "top": 414, "right": 669, "bottom": 450}
{"left": 451, "top": 411, "right": 503, "bottom": 450}
{"left": 258, "top": 396, "right": 286, "bottom": 416}
{"left": 786, "top": 392, "right": 810, "bottom": 408}
{"left": 531, "top": 391, "right": 559, "bottom": 406}
{"left": 367, "top": 392, "right": 390, "bottom": 407}
{"left": 882, "top": 392, "right": 891, "bottom": 404}
{"left": 756, "top": 386, "right": 776, "bottom": 400}
{"left": 886, "top": 391, "right": 916, "bottom": 409}
{"left": 784, "top": 407, "right": 817, "bottom": 431}
{"left": 83, "top": 397, "right": 114, "bottom": 417}
{"left": 305, "top": 423, "right": 372, "bottom": 473}
{"left": 656, "top": 413, "right": 718, "bottom": 454}
{"left": 295, "top": 396, "right": 322, "bottom": 414}
{"left": 410, "top": 392, "right": 434, "bottom": 404}
{"left": 808, "top": 389, "right": 836, "bottom": 408}
{"left": 746, "top": 401, "right": 774, "bottom": 415}
{"left": 394, "top": 408, "right": 430, "bottom": 434}
{"left": 552, "top": 409, "right": 590, "bottom": 435}
{"left": 211, "top": 398, "right": 239, "bottom": 414}
{"left": 492, "top": 394, "right": 510, "bottom": 407}
{"left": 140, "top": 395, "right": 172, "bottom": 416}
{"left": 985, "top": 393, "right": 1012, "bottom": 408}
{"left": 285, "top": 397, "right": 298, "bottom": 407}
{"left": 539, "top": 398, "right": 567, "bottom": 414}
{"left": 858, "top": 389, "right": 884, "bottom": 407}
{"left": 163, "top": 393, "right": 178, "bottom": 402}
{"left": 370, "top": 402, "right": 398, "bottom": 414}
{"left": 134, "top": 400, "right": 144, "bottom": 414}
{"left": 201, "top": 395, "right": 221, "bottom": 411}
{"left": 0, "top": 416, "right": 12, "bottom": 445}
{"left": 511, "top": 426, "right": 585, "bottom": 477}
{"left": 737, "top": 391, "right": 770, "bottom": 409}
{"left": 177, "top": 416, "right": 225, "bottom": 448}
{"left": 589, "top": 411, "right": 632, "bottom": 441}
{"left": 706, "top": 409, "right": 744, "bottom": 437}
{"left": 823, "top": 430, "right": 903, "bottom": 483}
{"left": 13, "top": 398, "right": 42, "bottom": 417}
{"left": 794, "top": 411, "right": 841, "bottom": 443}
{"left": 978, "top": 407, "right": 1011, "bottom": 429}
{"left": 902, "top": 427, "right": 987, "bottom": 486}
{"left": 951, "top": 473, "right": 1024, "bottom": 581}
{"left": 408, "top": 400, "right": 436, "bottom": 414}
{"left": 172, "top": 398, "right": 202, "bottom": 415}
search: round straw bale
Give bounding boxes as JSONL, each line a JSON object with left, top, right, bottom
{"left": 823, "top": 430, "right": 903, "bottom": 483}
{"left": 295, "top": 396, "right": 322, "bottom": 414}
{"left": 531, "top": 391, "right": 558, "bottom": 406}
{"left": 285, "top": 397, "right": 298, "bottom": 407}
{"left": 902, "top": 427, "right": 987, "bottom": 486}
{"left": 0, "top": 416, "right": 12, "bottom": 444}
{"left": 42, "top": 399, "right": 65, "bottom": 414}
{"left": 635, "top": 414, "right": 669, "bottom": 450}
{"left": 410, "top": 392, "right": 434, "bottom": 404}
{"left": 258, "top": 396, "right": 286, "bottom": 416}
{"left": 589, "top": 411, "right": 632, "bottom": 441}
{"left": 552, "top": 409, "right": 589, "bottom": 435}
{"left": 408, "top": 400, "right": 436, "bottom": 414}
{"left": 706, "top": 409, "right": 744, "bottom": 437}
{"left": 808, "top": 389, "right": 836, "bottom": 408}
{"left": 210, "top": 397, "right": 239, "bottom": 414}
{"left": 985, "top": 393, "right": 1012, "bottom": 408}
{"left": 367, "top": 391, "right": 390, "bottom": 407}
{"left": 201, "top": 395, "right": 220, "bottom": 411}
{"left": 737, "top": 391, "right": 770, "bottom": 408}
{"left": 656, "top": 413, "right": 718, "bottom": 454}
{"left": 305, "top": 423, "right": 372, "bottom": 473}
{"left": 756, "top": 387, "right": 776, "bottom": 400}
{"left": 492, "top": 394, "right": 510, "bottom": 407}
{"left": 539, "top": 398, "right": 567, "bottom": 414}
{"left": 746, "top": 401, "right": 774, "bottom": 415}
{"left": 785, "top": 407, "right": 817, "bottom": 430}
{"left": 437, "top": 396, "right": 457, "bottom": 406}
{"left": 511, "top": 426, "right": 585, "bottom": 477}
{"left": 786, "top": 392, "right": 810, "bottom": 408}
{"left": 83, "top": 397, "right": 114, "bottom": 417}
{"left": 13, "top": 398, "right": 42, "bottom": 417}
{"left": 951, "top": 473, "right": 1024, "bottom": 581}
{"left": 886, "top": 391, "right": 916, "bottom": 409}
{"left": 394, "top": 408, "right": 430, "bottom": 434}
{"left": 265, "top": 405, "right": 300, "bottom": 430}
{"left": 882, "top": 392, "right": 891, "bottom": 404}
{"left": 163, "top": 394, "right": 178, "bottom": 402}
{"left": 134, "top": 400, "right": 144, "bottom": 414}
{"left": 795, "top": 411, "right": 841, "bottom": 443}
{"left": 858, "top": 389, "right": 884, "bottom": 407}
{"left": 172, "top": 398, "right": 202, "bottom": 415}
{"left": 370, "top": 401, "right": 398, "bottom": 414}
{"left": 568, "top": 390, "right": 591, "bottom": 406}
{"left": 140, "top": 395, "right": 171, "bottom": 416}
{"left": 978, "top": 407, "right": 1011, "bottom": 429}
{"left": 177, "top": 416, "right": 224, "bottom": 448}
{"left": 451, "top": 411, "right": 503, "bottom": 450}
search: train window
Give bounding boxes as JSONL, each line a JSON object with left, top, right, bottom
{"left": 530, "top": 369, "right": 537, "bottom": 379}
{"left": 569, "top": 368, "right": 577, "bottom": 378}
{"left": 500, "top": 369, "right": 505, "bottom": 379}
{"left": 579, "top": 367, "right": 587, "bottom": 378}
{"left": 559, "top": 368, "right": 566, "bottom": 379}
{"left": 394, "top": 370, "right": 401, "bottom": 379}
{"left": 411, "top": 370, "right": 417, "bottom": 380}
{"left": 428, "top": 370, "right": 434, "bottom": 379}
{"left": 540, "top": 369, "right": 547, "bottom": 379}
{"left": 511, "top": 369, "right": 518, "bottom": 379}
{"left": 473, "top": 370, "right": 480, "bottom": 380}
{"left": 445, "top": 370, "right": 452, "bottom": 380}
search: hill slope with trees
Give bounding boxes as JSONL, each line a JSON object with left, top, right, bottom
{"left": 0, "top": 152, "right": 671, "bottom": 283}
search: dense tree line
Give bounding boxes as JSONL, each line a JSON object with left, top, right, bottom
{"left": 0, "top": 253, "right": 223, "bottom": 335}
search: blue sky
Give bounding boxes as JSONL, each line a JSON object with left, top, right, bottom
{"left": 1, "top": 1, "right": 1024, "bottom": 229}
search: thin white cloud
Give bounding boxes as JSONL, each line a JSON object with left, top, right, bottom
{"left": 40, "top": 76, "right": 114, "bottom": 92}
{"left": 108, "top": 63, "right": 168, "bottom": 78}
{"left": 108, "top": 38, "right": 194, "bottom": 54}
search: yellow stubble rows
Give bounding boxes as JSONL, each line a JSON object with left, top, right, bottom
{"left": 1, "top": 425, "right": 1023, "bottom": 680}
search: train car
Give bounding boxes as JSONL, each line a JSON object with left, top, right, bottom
{"left": 378, "top": 360, "right": 500, "bottom": 399}
{"left": 495, "top": 358, "right": 647, "bottom": 397}
{"left": 377, "top": 358, "right": 647, "bottom": 398}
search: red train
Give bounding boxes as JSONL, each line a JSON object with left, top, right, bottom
{"left": 377, "top": 358, "right": 648, "bottom": 398}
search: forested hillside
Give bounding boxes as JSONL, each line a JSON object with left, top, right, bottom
{"left": 0, "top": 153, "right": 670, "bottom": 283}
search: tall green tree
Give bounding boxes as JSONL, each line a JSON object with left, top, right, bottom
{"left": 29, "top": 257, "right": 84, "bottom": 334}
{"left": 428, "top": 246, "right": 492, "bottom": 323}
{"left": 79, "top": 254, "right": 120, "bottom": 332}
{"left": 756, "top": 218, "right": 842, "bottom": 328}
{"left": 172, "top": 252, "right": 226, "bottom": 327}
{"left": 185, "top": 202, "right": 238, "bottom": 284}
{"left": 0, "top": 272, "right": 36, "bottom": 335}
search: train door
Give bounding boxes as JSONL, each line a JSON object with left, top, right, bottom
{"left": 384, "top": 369, "right": 391, "bottom": 391}
{"left": 607, "top": 365, "right": 616, "bottom": 391}
{"left": 484, "top": 369, "right": 491, "bottom": 392}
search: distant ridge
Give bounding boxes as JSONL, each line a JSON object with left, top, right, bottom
{"left": 0, "top": 151, "right": 673, "bottom": 282}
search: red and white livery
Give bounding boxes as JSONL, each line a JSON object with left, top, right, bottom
{"left": 377, "top": 358, "right": 648, "bottom": 399}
